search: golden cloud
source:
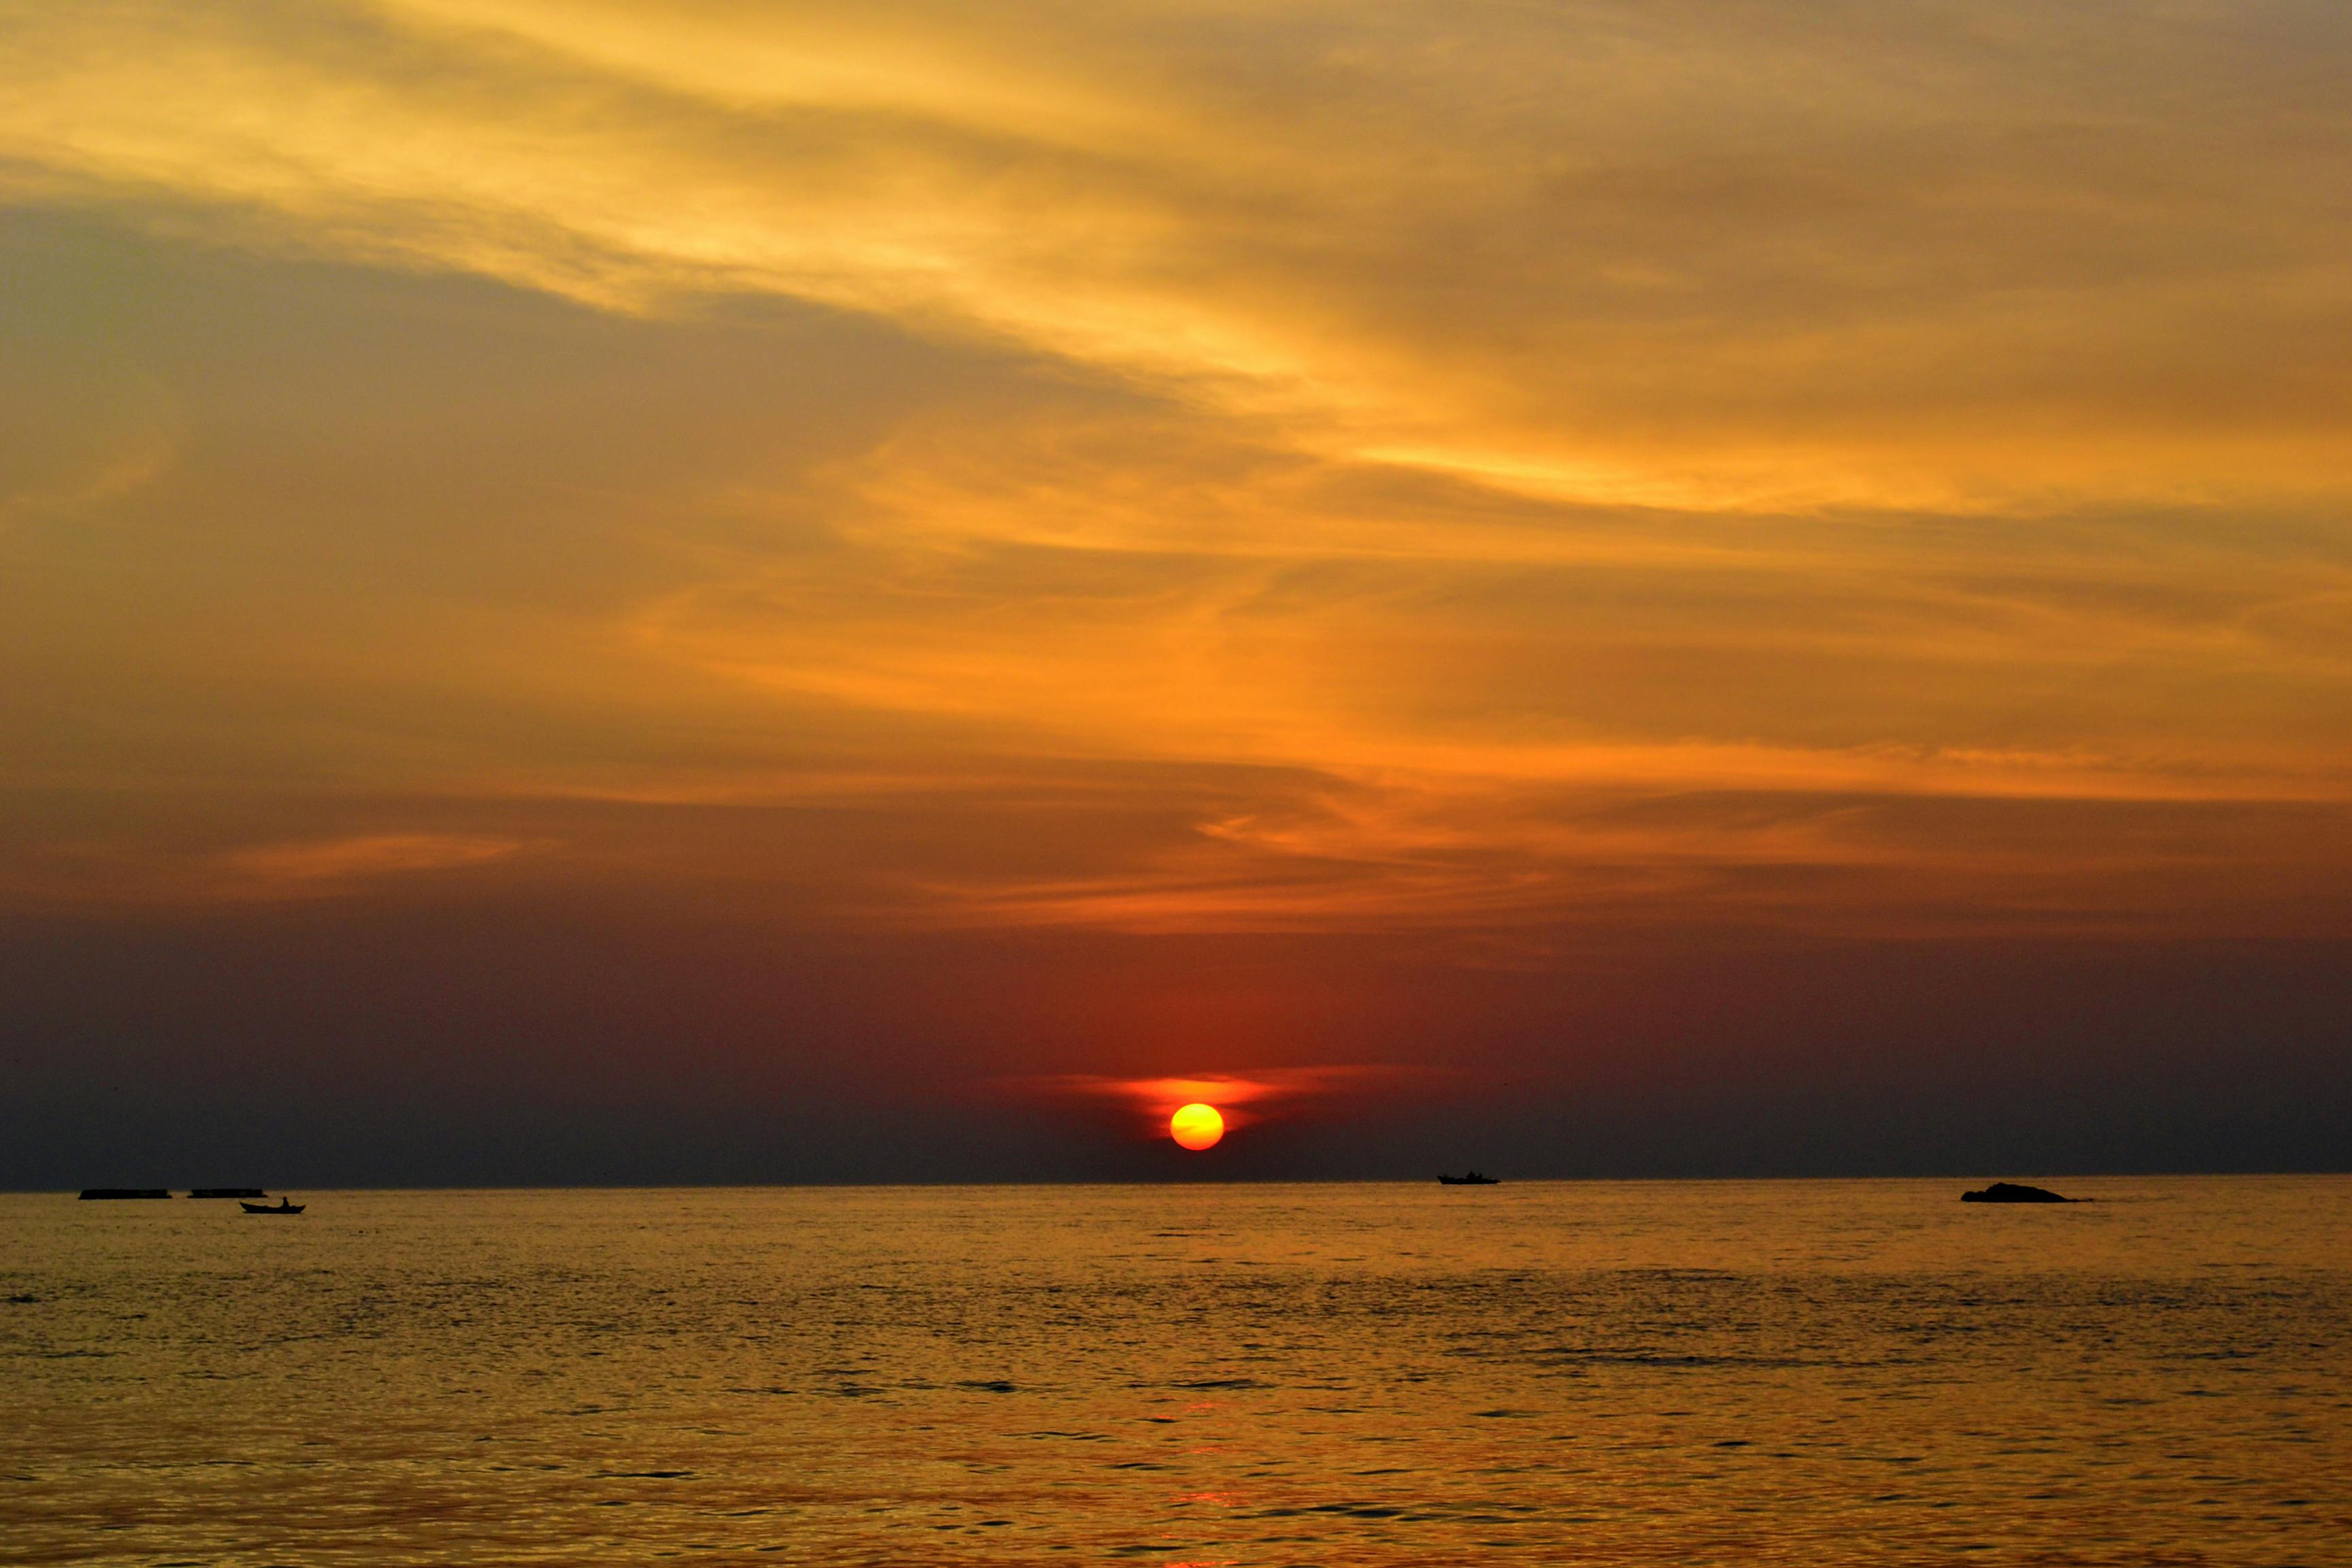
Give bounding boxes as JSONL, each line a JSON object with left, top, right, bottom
{"left": 3, "top": 1, "right": 2350, "bottom": 943}
{"left": 5, "top": 1, "right": 2351, "bottom": 510}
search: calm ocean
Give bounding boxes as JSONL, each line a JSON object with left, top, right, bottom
{"left": 4, "top": 1178, "right": 2347, "bottom": 1565}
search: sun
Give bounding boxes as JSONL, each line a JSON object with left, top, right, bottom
{"left": 1169, "top": 1102, "right": 1224, "bottom": 1151}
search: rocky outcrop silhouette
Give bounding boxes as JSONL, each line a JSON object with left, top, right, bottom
{"left": 1961, "top": 1181, "right": 2075, "bottom": 1203}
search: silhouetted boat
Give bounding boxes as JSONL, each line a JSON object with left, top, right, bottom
{"left": 1438, "top": 1172, "right": 1501, "bottom": 1185}
{"left": 78, "top": 1188, "right": 170, "bottom": 1200}
{"left": 240, "top": 1197, "right": 304, "bottom": 1214}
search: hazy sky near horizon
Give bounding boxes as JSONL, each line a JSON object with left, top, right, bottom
{"left": 3, "top": 0, "right": 2348, "bottom": 1182}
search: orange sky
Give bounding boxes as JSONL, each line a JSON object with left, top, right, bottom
{"left": 2, "top": 1, "right": 2348, "bottom": 1181}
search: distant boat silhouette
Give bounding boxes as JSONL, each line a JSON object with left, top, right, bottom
{"left": 240, "top": 1197, "right": 304, "bottom": 1214}
{"left": 78, "top": 1188, "right": 170, "bottom": 1200}
{"left": 1438, "top": 1172, "right": 1501, "bottom": 1185}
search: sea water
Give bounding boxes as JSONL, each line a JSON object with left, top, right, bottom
{"left": 3, "top": 1177, "right": 2347, "bottom": 1565}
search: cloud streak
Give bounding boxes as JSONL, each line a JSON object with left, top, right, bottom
{"left": 1022, "top": 1065, "right": 1413, "bottom": 1134}
{"left": 216, "top": 832, "right": 527, "bottom": 889}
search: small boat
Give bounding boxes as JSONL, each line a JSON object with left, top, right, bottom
{"left": 240, "top": 1197, "right": 305, "bottom": 1214}
{"left": 1438, "top": 1171, "right": 1501, "bottom": 1186}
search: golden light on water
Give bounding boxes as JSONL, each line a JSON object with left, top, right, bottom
{"left": 1169, "top": 1102, "right": 1225, "bottom": 1152}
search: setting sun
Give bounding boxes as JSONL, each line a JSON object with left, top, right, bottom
{"left": 1169, "top": 1103, "right": 1225, "bottom": 1151}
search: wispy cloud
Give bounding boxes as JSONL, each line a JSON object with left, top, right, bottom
{"left": 909, "top": 772, "right": 2352, "bottom": 941}
{"left": 216, "top": 832, "right": 527, "bottom": 887}
{"left": 1019, "top": 1065, "right": 1413, "bottom": 1132}
{"left": 0, "top": 829, "right": 536, "bottom": 908}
